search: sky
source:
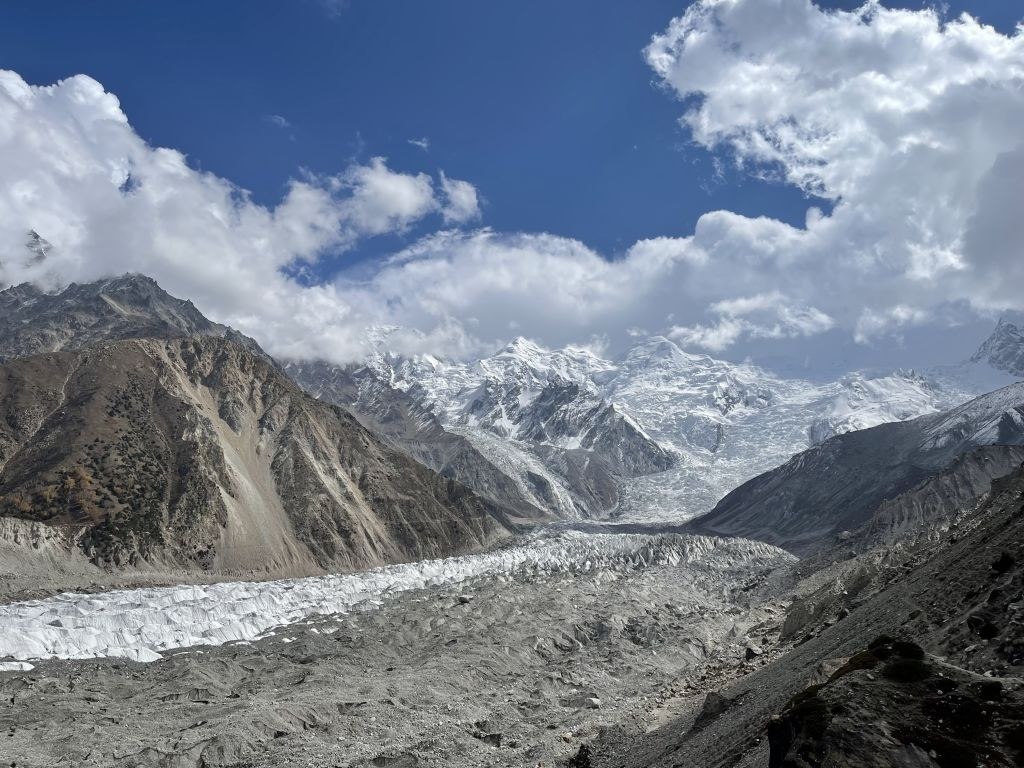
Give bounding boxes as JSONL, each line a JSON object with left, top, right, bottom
{"left": 0, "top": 0, "right": 1022, "bottom": 375}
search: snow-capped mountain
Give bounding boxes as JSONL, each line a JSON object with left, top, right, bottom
{"left": 696, "top": 379, "right": 1024, "bottom": 554}
{"left": 367, "top": 336, "right": 676, "bottom": 518}
{"left": 291, "top": 318, "right": 1023, "bottom": 525}
{"left": 806, "top": 370, "right": 952, "bottom": 445}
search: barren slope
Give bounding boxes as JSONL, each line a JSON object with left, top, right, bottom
{"left": 691, "top": 382, "right": 1024, "bottom": 555}
{"left": 0, "top": 336, "right": 514, "bottom": 590}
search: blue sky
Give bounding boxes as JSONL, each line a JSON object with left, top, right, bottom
{"left": 0, "top": 1, "right": 1022, "bottom": 370}
{"left": 6, "top": 0, "right": 1012, "bottom": 267}
{"left": 3, "top": 0, "right": 802, "bottom": 266}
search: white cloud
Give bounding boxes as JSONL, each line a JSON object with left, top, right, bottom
{"left": 854, "top": 304, "right": 931, "bottom": 344}
{"left": 407, "top": 137, "right": 430, "bottom": 152}
{"left": 644, "top": 0, "right": 1024, "bottom": 342}
{"left": 264, "top": 114, "right": 291, "bottom": 129}
{"left": 439, "top": 172, "right": 481, "bottom": 224}
{"left": 0, "top": 71, "right": 461, "bottom": 361}
{"left": 669, "top": 291, "right": 834, "bottom": 352}
{"left": 2, "top": 2, "right": 1023, "bottom": 364}
{"left": 331, "top": 157, "right": 438, "bottom": 238}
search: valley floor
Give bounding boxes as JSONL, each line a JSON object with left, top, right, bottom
{"left": 0, "top": 532, "right": 791, "bottom": 767}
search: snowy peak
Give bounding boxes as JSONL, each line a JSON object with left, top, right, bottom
{"left": 807, "top": 369, "right": 945, "bottom": 445}
{"left": 496, "top": 335, "right": 547, "bottom": 360}
{"left": 345, "top": 334, "right": 681, "bottom": 518}
{"left": 296, "top": 325, "right": 1005, "bottom": 525}
{"left": 618, "top": 335, "right": 702, "bottom": 372}
{"left": 972, "top": 316, "right": 1024, "bottom": 377}
{"left": 482, "top": 336, "right": 614, "bottom": 389}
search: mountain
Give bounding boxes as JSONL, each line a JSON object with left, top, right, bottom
{"left": 0, "top": 276, "right": 523, "bottom": 585}
{"left": 0, "top": 275, "right": 267, "bottom": 363}
{"left": 690, "top": 381, "right": 1024, "bottom": 555}
{"left": 314, "top": 332, "right": 1005, "bottom": 525}
{"left": 972, "top": 315, "right": 1024, "bottom": 377}
{"left": 597, "top": 462, "right": 1024, "bottom": 768}
{"left": 284, "top": 359, "right": 550, "bottom": 522}
{"left": 0, "top": 336, "right": 514, "bottom": 579}
{"left": 294, "top": 337, "right": 677, "bottom": 519}
{"left": 805, "top": 369, "right": 948, "bottom": 445}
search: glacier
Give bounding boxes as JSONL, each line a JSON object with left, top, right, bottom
{"left": 0, "top": 530, "right": 792, "bottom": 664}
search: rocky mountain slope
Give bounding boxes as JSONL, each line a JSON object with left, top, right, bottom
{"left": 766, "top": 638, "right": 1023, "bottom": 768}
{"left": 592, "top": 458, "right": 1024, "bottom": 768}
{"left": 0, "top": 275, "right": 530, "bottom": 589}
{"left": 284, "top": 359, "right": 549, "bottom": 523}
{"left": 0, "top": 337, "right": 516, "bottom": 592}
{"left": 691, "top": 381, "right": 1024, "bottom": 555}
{"left": 0, "top": 275, "right": 267, "bottom": 362}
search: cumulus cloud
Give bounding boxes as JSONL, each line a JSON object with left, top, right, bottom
{"left": 330, "top": 157, "right": 438, "bottom": 238}
{"left": 854, "top": 304, "right": 931, "bottom": 344}
{"left": 439, "top": 172, "right": 482, "bottom": 224}
{"left": 0, "top": 71, "right": 479, "bottom": 361}
{"left": 670, "top": 292, "right": 834, "bottom": 351}
{"left": 646, "top": 0, "right": 1024, "bottom": 341}
{"left": 2, "top": 0, "right": 1023, "bottom": 364}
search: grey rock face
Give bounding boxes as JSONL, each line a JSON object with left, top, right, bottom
{"left": 0, "top": 273, "right": 270, "bottom": 363}
{"left": 767, "top": 639, "right": 1022, "bottom": 768}
{"left": 0, "top": 277, "right": 522, "bottom": 582}
{"left": 284, "top": 360, "right": 550, "bottom": 522}
{"left": 972, "top": 316, "right": 1024, "bottom": 377}
{"left": 287, "top": 351, "right": 676, "bottom": 520}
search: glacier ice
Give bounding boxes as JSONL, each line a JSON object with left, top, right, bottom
{"left": 0, "top": 531, "right": 792, "bottom": 664}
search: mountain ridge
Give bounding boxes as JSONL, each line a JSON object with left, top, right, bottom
{"left": 327, "top": 327, "right": 1015, "bottom": 524}
{"left": 971, "top": 314, "right": 1024, "bottom": 376}
{"left": 0, "top": 273, "right": 270, "bottom": 363}
{"left": 689, "top": 380, "right": 1024, "bottom": 555}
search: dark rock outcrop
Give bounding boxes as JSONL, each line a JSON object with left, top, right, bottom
{"left": 972, "top": 315, "right": 1024, "bottom": 377}
{"left": 769, "top": 638, "right": 1024, "bottom": 767}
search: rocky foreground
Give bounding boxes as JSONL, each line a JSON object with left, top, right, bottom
{"left": 592, "top": 463, "right": 1024, "bottom": 767}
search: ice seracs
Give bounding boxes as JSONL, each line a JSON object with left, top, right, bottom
{"left": 0, "top": 531, "right": 793, "bottom": 663}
